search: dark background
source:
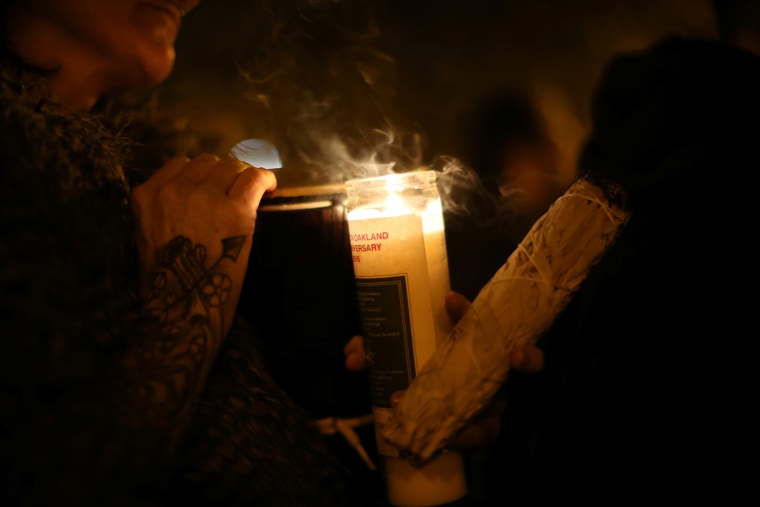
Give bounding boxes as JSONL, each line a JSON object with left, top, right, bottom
{"left": 161, "top": 0, "right": 716, "bottom": 187}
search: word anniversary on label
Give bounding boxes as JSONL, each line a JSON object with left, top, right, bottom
{"left": 352, "top": 243, "right": 382, "bottom": 253}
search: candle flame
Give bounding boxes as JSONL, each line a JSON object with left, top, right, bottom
{"left": 347, "top": 170, "right": 447, "bottom": 230}
{"left": 348, "top": 186, "right": 445, "bottom": 238}
{"left": 347, "top": 192, "right": 410, "bottom": 220}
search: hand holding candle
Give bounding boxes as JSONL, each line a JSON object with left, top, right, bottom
{"left": 345, "top": 292, "right": 546, "bottom": 378}
{"left": 344, "top": 290, "right": 545, "bottom": 450}
{"left": 380, "top": 176, "right": 631, "bottom": 463}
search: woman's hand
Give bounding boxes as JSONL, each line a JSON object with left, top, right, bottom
{"left": 131, "top": 154, "right": 276, "bottom": 337}
{"left": 344, "top": 290, "right": 544, "bottom": 450}
{"left": 123, "top": 155, "right": 276, "bottom": 445}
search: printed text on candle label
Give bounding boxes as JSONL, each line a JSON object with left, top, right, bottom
{"left": 355, "top": 276, "right": 416, "bottom": 409}
{"left": 350, "top": 232, "right": 390, "bottom": 241}
{"left": 350, "top": 231, "right": 390, "bottom": 262}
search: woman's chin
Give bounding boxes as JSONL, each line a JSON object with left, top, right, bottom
{"left": 138, "top": 47, "right": 176, "bottom": 86}
{"left": 102, "top": 50, "right": 175, "bottom": 99}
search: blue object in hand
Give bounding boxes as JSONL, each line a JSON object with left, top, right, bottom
{"left": 229, "top": 138, "right": 282, "bottom": 169}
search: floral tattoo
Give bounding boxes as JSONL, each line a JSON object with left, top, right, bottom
{"left": 132, "top": 235, "right": 246, "bottom": 425}
{"left": 145, "top": 235, "right": 245, "bottom": 334}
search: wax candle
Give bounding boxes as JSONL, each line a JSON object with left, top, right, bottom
{"left": 345, "top": 170, "right": 467, "bottom": 507}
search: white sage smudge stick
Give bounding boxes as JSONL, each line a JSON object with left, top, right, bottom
{"left": 380, "top": 176, "right": 631, "bottom": 462}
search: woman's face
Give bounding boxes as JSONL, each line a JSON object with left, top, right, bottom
{"left": 8, "top": 0, "right": 201, "bottom": 102}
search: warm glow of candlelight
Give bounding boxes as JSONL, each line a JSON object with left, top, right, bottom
{"left": 346, "top": 170, "right": 466, "bottom": 507}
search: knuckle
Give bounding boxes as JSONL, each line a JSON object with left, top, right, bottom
{"left": 154, "top": 180, "right": 185, "bottom": 202}
{"left": 245, "top": 165, "right": 266, "bottom": 182}
{"left": 240, "top": 167, "right": 273, "bottom": 192}
{"left": 246, "top": 167, "right": 268, "bottom": 185}
{"left": 167, "top": 155, "right": 191, "bottom": 165}
{"left": 220, "top": 156, "right": 251, "bottom": 172}
{"left": 191, "top": 153, "right": 220, "bottom": 164}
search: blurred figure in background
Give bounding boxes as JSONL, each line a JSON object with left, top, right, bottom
{"left": 460, "top": 89, "right": 568, "bottom": 240}
{"left": 484, "top": 0, "right": 760, "bottom": 504}
{"left": 443, "top": 88, "right": 571, "bottom": 302}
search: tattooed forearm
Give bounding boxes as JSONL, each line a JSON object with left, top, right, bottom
{"left": 122, "top": 234, "right": 247, "bottom": 436}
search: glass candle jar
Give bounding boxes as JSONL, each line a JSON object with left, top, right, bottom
{"left": 345, "top": 170, "right": 467, "bottom": 507}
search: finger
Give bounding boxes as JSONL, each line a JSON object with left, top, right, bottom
{"left": 445, "top": 291, "right": 471, "bottom": 324}
{"left": 227, "top": 166, "right": 277, "bottom": 209}
{"left": 141, "top": 156, "right": 190, "bottom": 190}
{"left": 389, "top": 390, "right": 406, "bottom": 407}
{"left": 344, "top": 336, "right": 366, "bottom": 372}
{"left": 206, "top": 157, "right": 252, "bottom": 194}
{"left": 172, "top": 153, "right": 221, "bottom": 186}
{"left": 509, "top": 345, "right": 545, "bottom": 373}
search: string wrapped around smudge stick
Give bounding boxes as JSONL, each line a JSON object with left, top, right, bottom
{"left": 380, "top": 176, "right": 631, "bottom": 463}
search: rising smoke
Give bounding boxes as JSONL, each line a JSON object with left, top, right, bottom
{"left": 215, "top": 0, "right": 425, "bottom": 185}
{"left": 169, "top": 0, "right": 716, "bottom": 217}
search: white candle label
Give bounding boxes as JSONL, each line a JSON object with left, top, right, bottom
{"left": 348, "top": 212, "right": 446, "bottom": 457}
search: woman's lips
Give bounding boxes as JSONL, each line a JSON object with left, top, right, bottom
{"left": 140, "top": 0, "right": 183, "bottom": 19}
